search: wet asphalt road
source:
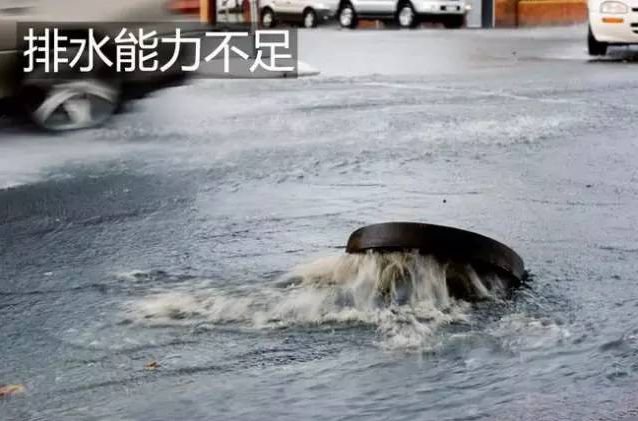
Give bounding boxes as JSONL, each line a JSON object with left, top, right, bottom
{"left": 2, "top": 25, "right": 638, "bottom": 421}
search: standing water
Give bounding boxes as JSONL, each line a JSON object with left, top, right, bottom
{"left": 3, "top": 27, "right": 638, "bottom": 420}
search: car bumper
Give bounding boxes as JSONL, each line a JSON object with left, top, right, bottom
{"left": 412, "top": 0, "right": 467, "bottom": 15}
{"left": 590, "top": 11, "right": 638, "bottom": 43}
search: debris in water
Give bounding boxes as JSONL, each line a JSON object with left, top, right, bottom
{"left": 0, "top": 384, "right": 26, "bottom": 398}
{"left": 145, "top": 360, "right": 160, "bottom": 370}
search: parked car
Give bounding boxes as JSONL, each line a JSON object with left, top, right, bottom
{"left": 337, "top": 0, "right": 468, "bottom": 29}
{"left": 587, "top": 0, "right": 638, "bottom": 55}
{"left": 260, "top": 0, "right": 338, "bottom": 28}
{"left": 217, "top": 0, "right": 245, "bottom": 23}
{"left": 0, "top": 0, "right": 201, "bottom": 131}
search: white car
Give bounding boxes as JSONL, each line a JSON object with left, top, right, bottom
{"left": 260, "top": 0, "right": 338, "bottom": 28}
{"left": 337, "top": 0, "right": 468, "bottom": 29}
{"left": 588, "top": 0, "right": 638, "bottom": 55}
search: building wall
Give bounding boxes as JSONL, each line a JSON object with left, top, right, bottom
{"left": 495, "top": 0, "right": 518, "bottom": 26}
{"left": 495, "top": 0, "right": 588, "bottom": 27}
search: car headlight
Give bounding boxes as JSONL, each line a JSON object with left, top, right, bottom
{"left": 600, "top": 1, "right": 628, "bottom": 14}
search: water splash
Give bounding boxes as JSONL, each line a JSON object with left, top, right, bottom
{"left": 124, "top": 252, "right": 509, "bottom": 350}
{"left": 488, "top": 313, "right": 572, "bottom": 352}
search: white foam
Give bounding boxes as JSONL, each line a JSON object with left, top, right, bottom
{"left": 488, "top": 313, "right": 571, "bottom": 352}
{"left": 123, "top": 252, "right": 502, "bottom": 350}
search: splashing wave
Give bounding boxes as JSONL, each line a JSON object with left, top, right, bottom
{"left": 123, "top": 252, "right": 510, "bottom": 349}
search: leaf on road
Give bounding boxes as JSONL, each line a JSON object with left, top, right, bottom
{"left": 0, "top": 384, "right": 26, "bottom": 398}
{"left": 145, "top": 360, "right": 160, "bottom": 370}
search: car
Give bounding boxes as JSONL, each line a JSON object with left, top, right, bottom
{"left": 260, "top": 0, "right": 339, "bottom": 28}
{"left": 587, "top": 0, "right": 638, "bottom": 55}
{"left": 0, "top": 0, "right": 202, "bottom": 131}
{"left": 217, "top": 0, "right": 244, "bottom": 23}
{"left": 337, "top": 0, "right": 468, "bottom": 29}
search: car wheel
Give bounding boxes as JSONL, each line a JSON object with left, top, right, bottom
{"left": 303, "top": 8, "right": 318, "bottom": 28}
{"left": 443, "top": 15, "right": 464, "bottom": 29}
{"left": 20, "top": 79, "right": 121, "bottom": 132}
{"left": 261, "top": 7, "right": 276, "bottom": 28}
{"left": 338, "top": 2, "right": 358, "bottom": 29}
{"left": 397, "top": 2, "right": 417, "bottom": 28}
{"left": 588, "top": 25, "right": 608, "bottom": 56}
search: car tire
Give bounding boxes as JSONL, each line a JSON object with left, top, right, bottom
{"left": 443, "top": 15, "right": 464, "bottom": 29}
{"left": 261, "top": 7, "right": 276, "bottom": 28}
{"left": 588, "top": 25, "right": 608, "bottom": 56}
{"left": 397, "top": 2, "right": 417, "bottom": 29}
{"left": 302, "top": 8, "right": 318, "bottom": 28}
{"left": 20, "top": 78, "right": 121, "bottom": 132}
{"left": 338, "top": 2, "right": 358, "bottom": 29}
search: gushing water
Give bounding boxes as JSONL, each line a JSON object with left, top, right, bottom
{"left": 125, "top": 252, "right": 506, "bottom": 349}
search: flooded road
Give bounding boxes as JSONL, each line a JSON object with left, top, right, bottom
{"left": 2, "top": 26, "right": 638, "bottom": 421}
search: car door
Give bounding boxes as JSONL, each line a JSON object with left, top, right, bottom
{"left": 275, "top": 0, "right": 297, "bottom": 15}
{"left": 354, "top": 0, "right": 394, "bottom": 15}
{"left": 378, "top": 0, "right": 396, "bottom": 14}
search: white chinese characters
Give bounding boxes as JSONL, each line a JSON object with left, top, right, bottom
{"left": 22, "top": 27, "right": 297, "bottom": 76}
